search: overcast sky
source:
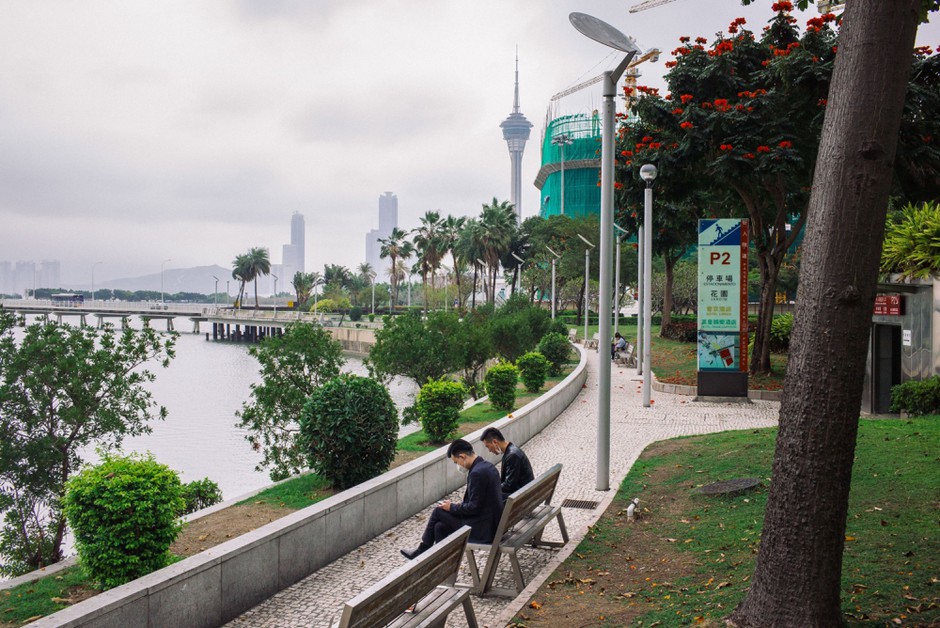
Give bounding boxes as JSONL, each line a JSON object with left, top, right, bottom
{"left": 2, "top": 1, "right": 937, "bottom": 285}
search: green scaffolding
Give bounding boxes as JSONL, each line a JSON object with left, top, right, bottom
{"left": 538, "top": 112, "right": 603, "bottom": 219}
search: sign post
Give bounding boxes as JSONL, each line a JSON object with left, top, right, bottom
{"left": 697, "top": 219, "right": 749, "bottom": 397}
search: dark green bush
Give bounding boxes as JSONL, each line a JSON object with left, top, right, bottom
{"left": 516, "top": 352, "right": 550, "bottom": 393}
{"left": 485, "top": 362, "right": 519, "bottom": 411}
{"left": 660, "top": 321, "right": 697, "bottom": 342}
{"left": 416, "top": 378, "right": 467, "bottom": 443}
{"left": 63, "top": 453, "right": 184, "bottom": 589}
{"left": 348, "top": 306, "right": 363, "bottom": 322}
{"left": 300, "top": 374, "right": 398, "bottom": 489}
{"left": 769, "top": 312, "right": 794, "bottom": 353}
{"left": 889, "top": 376, "right": 940, "bottom": 416}
{"left": 537, "top": 332, "right": 571, "bottom": 376}
{"left": 179, "top": 478, "right": 223, "bottom": 516}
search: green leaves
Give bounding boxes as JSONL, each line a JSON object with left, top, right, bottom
{"left": 516, "top": 351, "right": 550, "bottom": 393}
{"left": 485, "top": 362, "right": 519, "bottom": 412}
{"left": 236, "top": 322, "right": 344, "bottom": 481}
{"left": 416, "top": 378, "right": 467, "bottom": 444}
{"left": 299, "top": 374, "right": 398, "bottom": 490}
{"left": 0, "top": 311, "right": 175, "bottom": 576}
{"left": 63, "top": 453, "right": 184, "bottom": 590}
{"left": 880, "top": 201, "right": 940, "bottom": 280}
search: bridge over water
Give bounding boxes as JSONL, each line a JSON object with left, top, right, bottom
{"left": 0, "top": 299, "right": 376, "bottom": 350}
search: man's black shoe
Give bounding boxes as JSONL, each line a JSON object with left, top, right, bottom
{"left": 400, "top": 546, "right": 426, "bottom": 560}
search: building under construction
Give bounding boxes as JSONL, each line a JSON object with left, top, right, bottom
{"left": 534, "top": 112, "right": 602, "bottom": 219}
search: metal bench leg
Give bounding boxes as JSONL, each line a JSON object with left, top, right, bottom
{"left": 479, "top": 549, "right": 503, "bottom": 595}
{"left": 509, "top": 551, "right": 526, "bottom": 593}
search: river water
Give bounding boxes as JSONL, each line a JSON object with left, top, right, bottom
{"left": 11, "top": 318, "right": 418, "bottom": 502}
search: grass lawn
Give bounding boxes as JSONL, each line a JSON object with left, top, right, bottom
{"left": 0, "top": 567, "right": 96, "bottom": 628}
{"left": 513, "top": 416, "right": 940, "bottom": 627}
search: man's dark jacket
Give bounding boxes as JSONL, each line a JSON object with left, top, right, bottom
{"left": 500, "top": 443, "right": 534, "bottom": 498}
{"left": 450, "top": 457, "right": 503, "bottom": 542}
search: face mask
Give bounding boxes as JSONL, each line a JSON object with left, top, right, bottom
{"left": 456, "top": 464, "right": 468, "bottom": 475}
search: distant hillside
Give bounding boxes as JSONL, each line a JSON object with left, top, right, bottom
{"left": 98, "top": 265, "right": 232, "bottom": 294}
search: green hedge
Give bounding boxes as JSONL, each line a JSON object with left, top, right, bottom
{"left": 890, "top": 376, "right": 940, "bottom": 416}
{"left": 63, "top": 454, "right": 184, "bottom": 589}
{"left": 516, "top": 352, "right": 550, "bottom": 393}
{"left": 485, "top": 362, "right": 519, "bottom": 411}
{"left": 179, "top": 478, "right": 223, "bottom": 516}
{"left": 416, "top": 378, "right": 467, "bottom": 443}
{"left": 537, "top": 332, "right": 571, "bottom": 376}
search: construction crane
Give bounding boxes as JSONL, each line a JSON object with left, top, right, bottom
{"left": 629, "top": 0, "right": 682, "bottom": 14}
{"left": 548, "top": 48, "right": 660, "bottom": 102}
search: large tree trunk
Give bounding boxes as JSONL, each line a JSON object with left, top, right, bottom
{"left": 749, "top": 254, "right": 780, "bottom": 375}
{"left": 729, "top": 2, "right": 919, "bottom": 625}
{"left": 660, "top": 253, "right": 678, "bottom": 333}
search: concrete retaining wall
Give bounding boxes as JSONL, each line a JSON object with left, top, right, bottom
{"left": 33, "top": 345, "right": 587, "bottom": 627}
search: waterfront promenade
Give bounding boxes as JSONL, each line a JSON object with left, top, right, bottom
{"left": 227, "top": 348, "right": 780, "bottom": 627}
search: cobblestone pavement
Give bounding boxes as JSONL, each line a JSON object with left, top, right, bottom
{"left": 227, "top": 349, "right": 779, "bottom": 628}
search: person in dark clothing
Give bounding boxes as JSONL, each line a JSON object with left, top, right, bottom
{"left": 400, "top": 439, "right": 503, "bottom": 560}
{"left": 482, "top": 427, "right": 535, "bottom": 500}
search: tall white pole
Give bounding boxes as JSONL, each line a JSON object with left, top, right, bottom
{"left": 637, "top": 225, "right": 645, "bottom": 376}
{"left": 614, "top": 235, "right": 621, "bottom": 337}
{"left": 583, "top": 248, "right": 590, "bottom": 344}
{"left": 551, "top": 258, "right": 557, "bottom": 319}
{"left": 273, "top": 274, "right": 278, "bottom": 318}
{"left": 560, "top": 142, "right": 566, "bottom": 216}
{"left": 642, "top": 186, "right": 653, "bottom": 407}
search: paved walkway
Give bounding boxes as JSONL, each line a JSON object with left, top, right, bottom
{"left": 227, "top": 348, "right": 779, "bottom": 628}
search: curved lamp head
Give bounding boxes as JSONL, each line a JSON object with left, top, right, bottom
{"left": 640, "top": 164, "right": 658, "bottom": 186}
{"left": 569, "top": 13, "right": 641, "bottom": 54}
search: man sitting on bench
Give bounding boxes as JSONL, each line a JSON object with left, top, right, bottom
{"left": 400, "top": 439, "right": 503, "bottom": 560}
{"left": 482, "top": 427, "right": 534, "bottom": 501}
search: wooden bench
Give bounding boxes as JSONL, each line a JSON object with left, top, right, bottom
{"left": 464, "top": 464, "right": 568, "bottom": 597}
{"left": 615, "top": 342, "right": 637, "bottom": 367}
{"left": 331, "top": 526, "right": 478, "bottom": 628}
{"left": 568, "top": 328, "right": 578, "bottom": 342}
{"left": 585, "top": 332, "right": 600, "bottom": 349}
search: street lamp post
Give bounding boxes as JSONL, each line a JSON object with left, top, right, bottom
{"left": 640, "top": 164, "right": 657, "bottom": 408}
{"left": 576, "top": 234, "right": 595, "bottom": 345}
{"left": 272, "top": 274, "right": 278, "bottom": 318}
{"left": 570, "top": 12, "right": 640, "bottom": 491}
{"left": 545, "top": 245, "right": 561, "bottom": 319}
{"left": 226, "top": 280, "right": 230, "bottom": 305}
{"left": 637, "top": 225, "right": 645, "bottom": 376}
{"left": 511, "top": 252, "right": 525, "bottom": 295}
{"left": 552, "top": 134, "right": 574, "bottom": 216}
{"left": 91, "top": 261, "right": 102, "bottom": 303}
{"left": 613, "top": 224, "right": 628, "bottom": 337}
{"left": 371, "top": 274, "right": 376, "bottom": 315}
{"left": 160, "top": 259, "right": 172, "bottom": 305}
{"left": 212, "top": 275, "right": 219, "bottom": 308}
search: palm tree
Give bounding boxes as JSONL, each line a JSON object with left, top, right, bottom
{"left": 440, "top": 215, "right": 467, "bottom": 308}
{"left": 480, "top": 198, "right": 517, "bottom": 304}
{"left": 231, "top": 253, "right": 251, "bottom": 309}
{"left": 378, "top": 227, "right": 413, "bottom": 309}
{"left": 456, "top": 218, "right": 487, "bottom": 308}
{"left": 411, "top": 211, "right": 444, "bottom": 313}
{"left": 292, "top": 271, "right": 315, "bottom": 310}
{"left": 245, "top": 247, "right": 271, "bottom": 308}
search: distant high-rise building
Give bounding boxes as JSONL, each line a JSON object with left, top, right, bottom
{"left": 500, "top": 53, "right": 532, "bottom": 221}
{"left": 290, "top": 211, "right": 305, "bottom": 273}
{"left": 272, "top": 212, "right": 306, "bottom": 294}
{"left": 366, "top": 192, "right": 398, "bottom": 273}
{"left": 13, "top": 261, "right": 36, "bottom": 296}
{"left": 38, "top": 260, "right": 60, "bottom": 289}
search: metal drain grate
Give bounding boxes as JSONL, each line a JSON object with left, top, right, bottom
{"left": 561, "top": 498, "right": 599, "bottom": 510}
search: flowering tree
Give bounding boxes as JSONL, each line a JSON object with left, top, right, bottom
{"left": 617, "top": 3, "right": 838, "bottom": 373}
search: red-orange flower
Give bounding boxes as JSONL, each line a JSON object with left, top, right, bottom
{"left": 680, "top": 121, "right": 694, "bottom": 129}
{"left": 756, "top": 145, "right": 770, "bottom": 153}
{"left": 672, "top": 108, "right": 684, "bottom": 115}
{"left": 771, "top": 1, "right": 793, "bottom": 12}
{"left": 642, "top": 136, "right": 654, "bottom": 142}
{"left": 719, "top": 144, "right": 734, "bottom": 151}
{"left": 649, "top": 142, "right": 662, "bottom": 149}
{"left": 680, "top": 93, "right": 694, "bottom": 104}
{"left": 778, "top": 140, "right": 793, "bottom": 149}
{"left": 743, "top": 153, "right": 755, "bottom": 159}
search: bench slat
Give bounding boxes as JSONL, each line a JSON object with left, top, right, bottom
{"left": 337, "top": 527, "right": 474, "bottom": 628}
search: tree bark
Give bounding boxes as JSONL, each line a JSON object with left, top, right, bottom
{"left": 729, "top": 2, "right": 920, "bottom": 625}
{"left": 660, "top": 252, "right": 679, "bottom": 333}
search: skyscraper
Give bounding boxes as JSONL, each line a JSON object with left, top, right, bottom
{"left": 499, "top": 53, "right": 532, "bottom": 221}
{"left": 290, "top": 211, "right": 305, "bottom": 273}
{"left": 365, "top": 192, "right": 398, "bottom": 273}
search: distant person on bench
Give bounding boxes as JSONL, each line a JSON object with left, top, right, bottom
{"left": 482, "top": 427, "right": 535, "bottom": 500}
{"left": 400, "top": 439, "right": 503, "bottom": 560}
{"left": 611, "top": 332, "right": 627, "bottom": 360}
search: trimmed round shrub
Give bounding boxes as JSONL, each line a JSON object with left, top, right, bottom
{"left": 416, "top": 378, "right": 467, "bottom": 443}
{"left": 890, "top": 375, "right": 940, "bottom": 416}
{"left": 63, "top": 453, "right": 184, "bottom": 590}
{"left": 537, "top": 332, "right": 571, "bottom": 376}
{"left": 299, "top": 374, "right": 398, "bottom": 489}
{"left": 179, "top": 478, "right": 223, "bottom": 516}
{"left": 516, "top": 351, "right": 550, "bottom": 393}
{"left": 349, "top": 306, "right": 363, "bottom": 322}
{"left": 485, "top": 362, "right": 519, "bottom": 411}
